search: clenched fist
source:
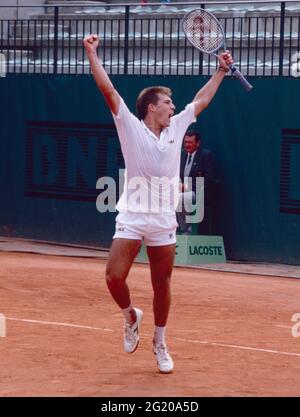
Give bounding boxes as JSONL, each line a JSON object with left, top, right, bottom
{"left": 218, "top": 51, "right": 234, "bottom": 72}
{"left": 83, "top": 34, "right": 99, "bottom": 54}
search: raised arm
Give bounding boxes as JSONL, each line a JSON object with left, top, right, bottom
{"left": 83, "top": 35, "right": 120, "bottom": 116}
{"left": 193, "top": 52, "right": 234, "bottom": 117}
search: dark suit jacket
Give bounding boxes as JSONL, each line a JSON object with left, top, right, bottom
{"left": 180, "top": 146, "right": 215, "bottom": 204}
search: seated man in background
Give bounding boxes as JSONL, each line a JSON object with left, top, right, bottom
{"left": 177, "top": 130, "right": 215, "bottom": 234}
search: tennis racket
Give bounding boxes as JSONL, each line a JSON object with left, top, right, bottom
{"left": 182, "top": 8, "right": 253, "bottom": 92}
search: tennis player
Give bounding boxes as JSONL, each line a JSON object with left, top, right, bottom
{"left": 84, "top": 34, "right": 233, "bottom": 373}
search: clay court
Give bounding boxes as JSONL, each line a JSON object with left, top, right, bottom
{"left": 1, "top": 246, "right": 300, "bottom": 397}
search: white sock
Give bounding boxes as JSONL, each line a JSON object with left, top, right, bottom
{"left": 154, "top": 325, "right": 166, "bottom": 346}
{"left": 122, "top": 305, "right": 136, "bottom": 325}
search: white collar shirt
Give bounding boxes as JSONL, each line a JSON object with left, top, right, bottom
{"left": 112, "top": 98, "right": 196, "bottom": 213}
{"left": 184, "top": 151, "right": 197, "bottom": 178}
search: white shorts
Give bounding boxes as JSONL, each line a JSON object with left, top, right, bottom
{"left": 113, "top": 212, "right": 178, "bottom": 246}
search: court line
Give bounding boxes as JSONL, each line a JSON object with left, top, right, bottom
{"left": 7, "top": 317, "right": 114, "bottom": 332}
{"left": 174, "top": 337, "right": 300, "bottom": 358}
{"left": 274, "top": 324, "right": 292, "bottom": 329}
{"left": 6, "top": 316, "right": 300, "bottom": 358}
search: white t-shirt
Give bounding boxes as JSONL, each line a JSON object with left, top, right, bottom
{"left": 113, "top": 98, "right": 196, "bottom": 214}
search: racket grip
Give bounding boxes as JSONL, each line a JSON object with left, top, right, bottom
{"left": 230, "top": 65, "right": 253, "bottom": 92}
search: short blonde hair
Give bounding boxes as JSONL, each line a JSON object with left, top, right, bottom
{"left": 136, "top": 86, "right": 172, "bottom": 120}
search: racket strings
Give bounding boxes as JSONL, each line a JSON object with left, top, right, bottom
{"left": 183, "top": 10, "right": 224, "bottom": 54}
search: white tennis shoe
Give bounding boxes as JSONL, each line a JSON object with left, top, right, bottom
{"left": 124, "top": 308, "right": 143, "bottom": 353}
{"left": 153, "top": 343, "right": 174, "bottom": 374}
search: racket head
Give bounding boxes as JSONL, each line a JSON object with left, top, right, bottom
{"left": 182, "top": 8, "right": 226, "bottom": 55}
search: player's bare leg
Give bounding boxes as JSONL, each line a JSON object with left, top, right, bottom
{"left": 147, "top": 243, "right": 176, "bottom": 373}
{"left": 105, "top": 238, "right": 143, "bottom": 353}
{"left": 106, "top": 238, "right": 141, "bottom": 308}
{"left": 147, "top": 243, "right": 175, "bottom": 326}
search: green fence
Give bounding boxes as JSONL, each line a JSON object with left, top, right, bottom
{"left": 0, "top": 74, "right": 299, "bottom": 264}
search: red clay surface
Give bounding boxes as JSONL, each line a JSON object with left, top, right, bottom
{"left": 1, "top": 251, "right": 300, "bottom": 397}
